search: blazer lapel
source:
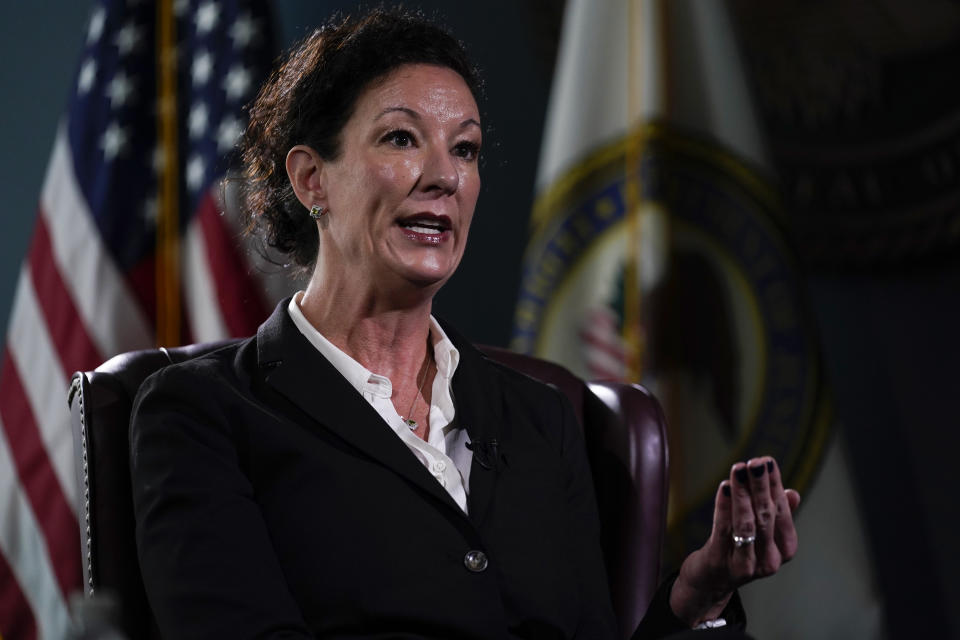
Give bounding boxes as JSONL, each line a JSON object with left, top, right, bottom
{"left": 441, "top": 321, "right": 506, "bottom": 528}
{"left": 255, "top": 301, "right": 466, "bottom": 517}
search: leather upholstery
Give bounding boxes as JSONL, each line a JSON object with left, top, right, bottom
{"left": 69, "top": 340, "right": 668, "bottom": 640}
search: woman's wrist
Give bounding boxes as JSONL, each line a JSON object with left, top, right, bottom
{"left": 669, "top": 556, "right": 734, "bottom": 627}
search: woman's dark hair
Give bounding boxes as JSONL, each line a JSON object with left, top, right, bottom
{"left": 238, "top": 8, "right": 482, "bottom": 270}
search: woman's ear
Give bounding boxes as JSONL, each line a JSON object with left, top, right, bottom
{"left": 285, "top": 144, "right": 326, "bottom": 210}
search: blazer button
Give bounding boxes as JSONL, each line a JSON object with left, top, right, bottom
{"left": 463, "top": 550, "right": 488, "bottom": 572}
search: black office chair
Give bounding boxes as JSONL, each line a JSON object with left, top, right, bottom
{"left": 69, "top": 341, "right": 668, "bottom": 640}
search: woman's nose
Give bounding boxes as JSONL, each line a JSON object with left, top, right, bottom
{"left": 421, "top": 144, "right": 458, "bottom": 195}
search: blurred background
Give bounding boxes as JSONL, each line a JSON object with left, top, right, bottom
{"left": 1, "top": 1, "right": 958, "bottom": 638}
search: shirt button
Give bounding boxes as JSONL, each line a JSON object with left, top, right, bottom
{"left": 432, "top": 460, "right": 446, "bottom": 473}
{"left": 463, "top": 550, "right": 488, "bottom": 573}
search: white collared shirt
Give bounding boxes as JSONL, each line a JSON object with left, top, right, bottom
{"left": 287, "top": 293, "right": 471, "bottom": 512}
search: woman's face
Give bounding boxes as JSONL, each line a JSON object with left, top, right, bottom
{"left": 319, "top": 63, "right": 482, "bottom": 296}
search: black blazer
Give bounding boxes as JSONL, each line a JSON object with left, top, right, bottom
{"left": 130, "top": 301, "right": 696, "bottom": 639}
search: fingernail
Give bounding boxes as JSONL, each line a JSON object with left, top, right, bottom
{"left": 722, "top": 484, "right": 731, "bottom": 497}
{"left": 734, "top": 466, "right": 749, "bottom": 484}
{"left": 766, "top": 460, "right": 774, "bottom": 473}
{"left": 750, "top": 463, "right": 766, "bottom": 477}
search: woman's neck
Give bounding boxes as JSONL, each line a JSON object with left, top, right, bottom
{"left": 297, "top": 279, "right": 434, "bottom": 384}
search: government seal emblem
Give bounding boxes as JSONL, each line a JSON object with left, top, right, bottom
{"left": 513, "top": 124, "right": 831, "bottom": 558}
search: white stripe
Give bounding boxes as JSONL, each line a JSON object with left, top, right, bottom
{"left": 582, "top": 343, "right": 626, "bottom": 380}
{"left": 581, "top": 322, "right": 628, "bottom": 357}
{"left": 7, "top": 269, "right": 76, "bottom": 509}
{"left": 183, "top": 216, "right": 229, "bottom": 342}
{"left": 39, "top": 126, "right": 153, "bottom": 356}
{"left": 0, "top": 417, "right": 72, "bottom": 640}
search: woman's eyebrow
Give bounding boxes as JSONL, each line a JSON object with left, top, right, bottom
{"left": 374, "top": 108, "right": 480, "bottom": 130}
{"left": 375, "top": 106, "right": 419, "bottom": 120}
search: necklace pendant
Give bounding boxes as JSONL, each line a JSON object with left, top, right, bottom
{"left": 401, "top": 417, "right": 418, "bottom": 429}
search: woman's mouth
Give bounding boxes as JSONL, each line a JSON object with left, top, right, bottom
{"left": 397, "top": 215, "right": 451, "bottom": 244}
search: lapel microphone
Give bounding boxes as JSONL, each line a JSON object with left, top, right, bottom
{"left": 466, "top": 438, "right": 500, "bottom": 470}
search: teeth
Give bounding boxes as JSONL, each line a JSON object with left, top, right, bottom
{"left": 400, "top": 218, "right": 446, "bottom": 234}
{"left": 407, "top": 225, "right": 442, "bottom": 235}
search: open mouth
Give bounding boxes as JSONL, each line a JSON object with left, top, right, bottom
{"left": 397, "top": 215, "right": 452, "bottom": 238}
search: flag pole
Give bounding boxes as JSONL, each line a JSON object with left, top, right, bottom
{"left": 624, "top": 0, "right": 669, "bottom": 382}
{"left": 626, "top": 0, "right": 686, "bottom": 511}
{"left": 156, "top": 0, "right": 180, "bottom": 346}
{"left": 623, "top": 0, "right": 644, "bottom": 383}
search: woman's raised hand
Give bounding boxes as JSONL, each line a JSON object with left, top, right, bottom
{"left": 668, "top": 456, "right": 801, "bottom": 627}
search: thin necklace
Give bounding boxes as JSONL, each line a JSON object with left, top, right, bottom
{"left": 400, "top": 351, "right": 430, "bottom": 430}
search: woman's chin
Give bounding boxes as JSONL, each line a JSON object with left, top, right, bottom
{"left": 402, "top": 267, "right": 454, "bottom": 291}
{"left": 391, "top": 253, "right": 461, "bottom": 290}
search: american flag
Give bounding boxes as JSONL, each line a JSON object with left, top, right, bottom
{"left": 0, "top": 1, "right": 274, "bottom": 637}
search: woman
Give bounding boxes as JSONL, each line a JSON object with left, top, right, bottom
{"left": 130, "top": 9, "right": 799, "bottom": 639}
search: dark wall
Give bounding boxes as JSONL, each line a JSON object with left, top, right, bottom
{"left": 808, "top": 262, "right": 960, "bottom": 636}
{"left": 0, "top": 2, "right": 90, "bottom": 341}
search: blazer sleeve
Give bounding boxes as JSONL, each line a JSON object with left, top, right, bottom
{"left": 552, "top": 387, "right": 747, "bottom": 640}
{"left": 130, "top": 364, "right": 313, "bottom": 639}
{"left": 632, "top": 573, "right": 747, "bottom": 638}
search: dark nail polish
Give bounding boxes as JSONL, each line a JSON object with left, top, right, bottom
{"left": 766, "top": 460, "right": 774, "bottom": 473}
{"left": 735, "top": 467, "right": 749, "bottom": 484}
{"left": 722, "top": 484, "right": 731, "bottom": 497}
{"left": 750, "top": 463, "right": 766, "bottom": 477}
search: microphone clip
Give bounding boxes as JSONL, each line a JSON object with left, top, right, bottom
{"left": 466, "top": 438, "right": 500, "bottom": 470}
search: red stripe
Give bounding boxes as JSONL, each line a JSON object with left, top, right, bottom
{"left": 0, "top": 548, "right": 38, "bottom": 640}
{"left": 27, "top": 212, "right": 104, "bottom": 373}
{"left": 127, "top": 253, "right": 157, "bottom": 333}
{"left": 586, "top": 307, "right": 620, "bottom": 331}
{"left": 583, "top": 352, "right": 626, "bottom": 381}
{"left": 581, "top": 309, "right": 627, "bottom": 346}
{"left": 579, "top": 326, "right": 628, "bottom": 363}
{"left": 196, "top": 193, "right": 270, "bottom": 337}
{"left": 580, "top": 327, "right": 628, "bottom": 358}
{"left": 0, "top": 353, "right": 82, "bottom": 602}
{"left": 586, "top": 361, "right": 625, "bottom": 381}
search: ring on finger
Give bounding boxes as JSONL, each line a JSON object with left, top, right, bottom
{"left": 732, "top": 534, "right": 756, "bottom": 548}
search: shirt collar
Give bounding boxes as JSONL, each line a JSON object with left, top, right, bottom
{"left": 428, "top": 316, "right": 460, "bottom": 382}
{"left": 287, "top": 292, "right": 459, "bottom": 397}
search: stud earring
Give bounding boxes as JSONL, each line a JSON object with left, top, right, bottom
{"left": 309, "top": 204, "right": 326, "bottom": 219}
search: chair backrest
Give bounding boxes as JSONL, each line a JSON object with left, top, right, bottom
{"left": 68, "top": 341, "right": 668, "bottom": 640}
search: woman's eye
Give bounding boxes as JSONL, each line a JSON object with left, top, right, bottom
{"left": 383, "top": 129, "right": 415, "bottom": 148}
{"left": 453, "top": 141, "right": 480, "bottom": 161}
